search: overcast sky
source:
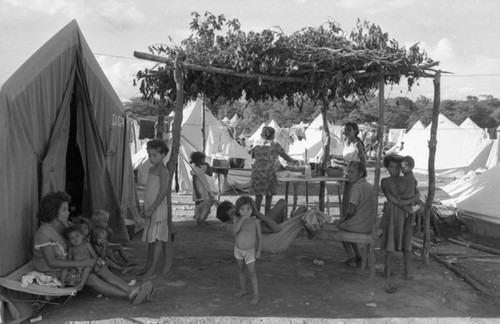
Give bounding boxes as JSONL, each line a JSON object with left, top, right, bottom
{"left": 1, "top": 0, "right": 499, "bottom": 102}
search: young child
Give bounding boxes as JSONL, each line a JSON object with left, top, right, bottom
{"left": 380, "top": 154, "right": 418, "bottom": 280}
{"left": 136, "top": 139, "right": 172, "bottom": 280}
{"left": 232, "top": 196, "right": 262, "bottom": 305}
{"left": 72, "top": 216, "right": 92, "bottom": 241}
{"left": 190, "top": 151, "right": 215, "bottom": 226}
{"left": 92, "top": 228, "right": 133, "bottom": 274}
{"left": 400, "top": 155, "right": 423, "bottom": 214}
{"left": 90, "top": 210, "right": 132, "bottom": 265}
{"left": 62, "top": 225, "right": 105, "bottom": 290}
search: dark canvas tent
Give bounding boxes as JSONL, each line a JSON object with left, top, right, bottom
{"left": 0, "top": 20, "right": 140, "bottom": 275}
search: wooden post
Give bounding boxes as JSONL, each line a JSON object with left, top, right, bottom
{"left": 422, "top": 71, "right": 441, "bottom": 264}
{"left": 369, "top": 73, "right": 385, "bottom": 280}
{"left": 201, "top": 98, "right": 206, "bottom": 152}
{"left": 318, "top": 97, "right": 331, "bottom": 212}
{"left": 166, "top": 55, "right": 185, "bottom": 242}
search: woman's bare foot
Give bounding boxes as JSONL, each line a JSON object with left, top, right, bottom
{"left": 140, "top": 271, "right": 157, "bottom": 281}
{"left": 249, "top": 295, "right": 260, "bottom": 304}
{"left": 128, "top": 286, "right": 141, "bottom": 300}
{"left": 234, "top": 290, "right": 247, "bottom": 298}
{"left": 131, "top": 267, "right": 148, "bottom": 276}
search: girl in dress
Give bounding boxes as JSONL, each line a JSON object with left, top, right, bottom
{"left": 137, "top": 139, "right": 172, "bottom": 280}
{"left": 380, "top": 154, "right": 416, "bottom": 280}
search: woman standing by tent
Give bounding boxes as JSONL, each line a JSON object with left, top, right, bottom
{"left": 249, "top": 126, "right": 298, "bottom": 213}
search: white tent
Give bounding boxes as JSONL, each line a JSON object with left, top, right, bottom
{"left": 288, "top": 114, "right": 343, "bottom": 163}
{"left": 398, "top": 114, "right": 490, "bottom": 176}
{"left": 460, "top": 117, "right": 481, "bottom": 131}
{"left": 441, "top": 163, "right": 500, "bottom": 237}
{"left": 267, "top": 119, "right": 280, "bottom": 130}
{"left": 133, "top": 99, "right": 251, "bottom": 193}
{"left": 229, "top": 114, "right": 240, "bottom": 127}
{"left": 409, "top": 120, "right": 425, "bottom": 131}
{"left": 247, "top": 122, "right": 266, "bottom": 147}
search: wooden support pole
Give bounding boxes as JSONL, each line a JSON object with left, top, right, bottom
{"left": 318, "top": 97, "right": 331, "bottom": 212}
{"left": 422, "top": 71, "right": 441, "bottom": 265}
{"left": 166, "top": 56, "right": 185, "bottom": 241}
{"left": 369, "top": 73, "right": 385, "bottom": 280}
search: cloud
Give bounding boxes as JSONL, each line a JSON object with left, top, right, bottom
{"left": 3, "top": 0, "right": 147, "bottom": 31}
{"left": 336, "top": 0, "right": 413, "bottom": 14}
{"left": 96, "top": 55, "right": 156, "bottom": 102}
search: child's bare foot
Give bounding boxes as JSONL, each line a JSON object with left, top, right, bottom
{"left": 121, "top": 266, "right": 135, "bottom": 274}
{"left": 234, "top": 290, "right": 247, "bottom": 298}
{"left": 249, "top": 295, "right": 260, "bottom": 304}
{"left": 131, "top": 267, "right": 148, "bottom": 276}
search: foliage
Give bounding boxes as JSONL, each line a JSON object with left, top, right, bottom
{"left": 136, "top": 12, "right": 436, "bottom": 108}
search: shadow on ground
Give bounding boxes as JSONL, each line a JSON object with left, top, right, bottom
{"left": 38, "top": 219, "right": 500, "bottom": 323}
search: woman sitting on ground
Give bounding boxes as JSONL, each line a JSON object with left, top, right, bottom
{"left": 32, "top": 191, "right": 153, "bottom": 305}
{"left": 335, "top": 161, "right": 375, "bottom": 267}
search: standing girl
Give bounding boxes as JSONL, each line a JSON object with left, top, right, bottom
{"left": 137, "top": 139, "right": 172, "bottom": 280}
{"left": 232, "top": 196, "right": 262, "bottom": 305}
{"left": 379, "top": 154, "right": 414, "bottom": 280}
{"left": 249, "top": 126, "right": 298, "bottom": 213}
{"left": 190, "top": 151, "right": 215, "bottom": 226}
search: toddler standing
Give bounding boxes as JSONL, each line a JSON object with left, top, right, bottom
{"left": 232, "top": 196, "right": 262, "bottom": 304}
{"left": 189, "top": 151, "right": 215, "bottom": 226}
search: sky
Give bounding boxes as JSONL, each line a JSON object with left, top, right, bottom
{"left": 1, "top": 0, "right": 499, "bottom": 102}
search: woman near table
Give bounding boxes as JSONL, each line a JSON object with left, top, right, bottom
{"left": 32, "top": 191, "right": 153, "bottom": 304}
{"left": 336, "top": 161, "right": 375, "bottom": 267}
{"left": 330, "top": 122, "right": 367, "bottom": 217}
{"left": 249, "top": 126, "right": 298, "bottom": 213}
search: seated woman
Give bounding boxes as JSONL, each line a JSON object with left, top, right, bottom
{"left": 32, "top": 191, "right": 153, "bottom": 305}
{"left": 335, "top": 161, "right": 375, "bottom": 267}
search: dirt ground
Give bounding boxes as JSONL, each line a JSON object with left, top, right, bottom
{"left": 28, "top": 171, "right": 500, "bottom": 323}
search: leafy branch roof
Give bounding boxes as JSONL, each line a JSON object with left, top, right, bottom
{"left": 136, "top": 12, "right": 438, "bottom": 105}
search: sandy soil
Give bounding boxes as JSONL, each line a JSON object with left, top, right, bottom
{"left": 31, "top": 171, "right": 500, "bottom": 322}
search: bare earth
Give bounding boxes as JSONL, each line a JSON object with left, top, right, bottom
{"left": 34, "top": 170, "right": 500, "bottom": 323}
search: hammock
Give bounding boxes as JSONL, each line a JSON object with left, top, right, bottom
{"left": 262, "top": 207, "right": 329, "bottom": 253}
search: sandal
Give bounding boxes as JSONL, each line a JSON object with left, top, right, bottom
{"left": 133, "top": 281, "right": 153, "bottom": 305}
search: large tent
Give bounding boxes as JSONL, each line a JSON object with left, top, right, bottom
{"left": 441, "top": 163, "right": 500, "bottom": 237}
{"left": 0, "top": 20, "right": 140, "bottom": 275}
{"left": 398, "top": 114, "right": 491, "bottom": 176}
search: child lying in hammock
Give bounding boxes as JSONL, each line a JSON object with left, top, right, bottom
{"left": 216, "top": 198, "right": 329, "bottom": 253}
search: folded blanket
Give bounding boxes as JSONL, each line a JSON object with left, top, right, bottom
{"left": 21, "top": 271, "right": 62, "bottom": 288}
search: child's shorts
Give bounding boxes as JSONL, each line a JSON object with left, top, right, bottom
{"left": 234, "top": 246, "right": 256, "bottom": 264}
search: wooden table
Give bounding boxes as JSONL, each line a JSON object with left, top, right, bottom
{"left": 277, "top": 176, "right": 348, "bottom": 217}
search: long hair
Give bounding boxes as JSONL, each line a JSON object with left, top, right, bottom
{"left": 234, "top": 196, "right": 258, "bottom": 217}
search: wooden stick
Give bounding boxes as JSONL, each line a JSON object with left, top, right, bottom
{"left": 449, "top": 238, "right": 500, "bottom": 255}
{"left": 430, "top": 253, "right": 498, "bottom": 296}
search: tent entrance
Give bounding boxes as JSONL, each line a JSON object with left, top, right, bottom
{"left": 65, "top": 85, "right": 87, "bottom": 218}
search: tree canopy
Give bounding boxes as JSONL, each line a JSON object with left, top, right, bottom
{"left": 136, "top": 11, "right": 437, "bottom": 106}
